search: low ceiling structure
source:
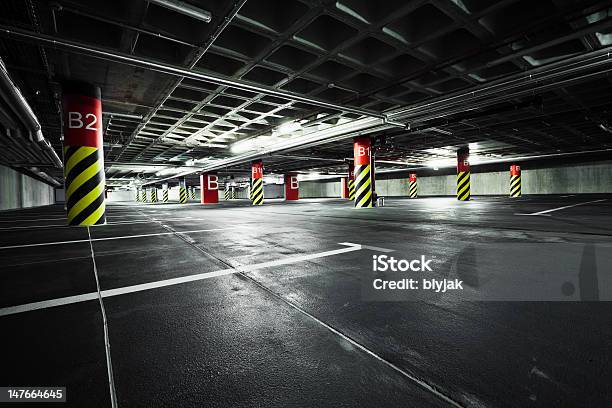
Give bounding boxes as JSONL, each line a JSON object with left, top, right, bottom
{"left": 1, "top": 0, "right": 612, "bottom": 188}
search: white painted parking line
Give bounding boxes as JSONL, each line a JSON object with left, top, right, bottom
{"left": 0, "top": 225, "right": 249, "bottom": 250}
{"left": 86, "top": 227, "right": 119, "bottom": 407}
{"left": 0, "top": 216, "right": 238, "bottom": 232}
{"left": 0, "top": 217, "right": 71, "bottom": 223}
{"left": 0, "top": 242, "right": 365, "bottom": 316}
{"left": 0, "top": 215, "right": 148, "bottom": 224}
{"left": 0, "top": 219, "right": 155, "bottom": 231}
{"left": 515, "top": 199, "right": 607, "bottom": 216}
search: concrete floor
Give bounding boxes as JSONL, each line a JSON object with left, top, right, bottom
{"left": 1, "top": 195, "right": 611, "bottom": 407}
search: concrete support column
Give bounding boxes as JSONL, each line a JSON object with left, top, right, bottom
{"left": 409, "top": 173, "right": 418, "bottom": 198}
{"left": 345, "top": 163, "right": 355, "bottom": 200}
{"left": 136, "top": 188, "right": 140, "bottom": 202}
{"left": 190, "top": 185, "right": 196, "bottom": 200}
{"left": 353, "top": 137, "right": 373, "bottom": 208}
{"left": 457, "top": 147, "right": 470, "bottom": 201}
{"left": 162, "top": 183, "right": 169, "bottom": 202}
{"left": 62, "top": 81, "right": 106, "bottom": 225}
{"left": 251, "top": 160, "right": 264, "bottom": 206}
{"left": 200, "top": 172, "right": 219, "bottom": 204}
{"left": 150, "top": 186, "right": 158, "bottom": 203}
{"left": 510, "top": 164, "right": 521, "bottom": 198}
{"left": 179, "top": 179, "right": 187, "bottom": 204}
{"left": 285, "top": 173, "right": 299, "bottom": 201}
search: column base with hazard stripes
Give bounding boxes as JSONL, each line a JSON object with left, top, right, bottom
{"left": 151, "top": 187, "right": 157, "bottom": 203}
{"left": 62, "top": 81, "right": 106, "bottom": 226}
{"left": 346, "top": 163, "right": 355, "bottom": 201}
{"left": 510, "top": 164, "right": 521, "bottom": 198}
{"left": 353, "top": 137, "right": 373, "bottom": 208}
{"left": 409, "top": 173, "right": 418, "bottom": 198}
{"left": 162, "top": 183, "right": 169, "bottom": 203}
{"left": 179, "top": 180, "right": 187, "bottom": 204}
{"left": 457, "top": 171, "right": 471, "bottom": 201}
{"left": 251, "top": 160, "right": 264, "bottom": 206}
{"left": 456, "top": 147, "right": 471, "bottom": 201}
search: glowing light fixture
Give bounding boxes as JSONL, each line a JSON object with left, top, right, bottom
{"left": 426, "top": 158, "right": 455, "bottom": 169}
{"left": 276, "top": 121, "right": 301, "bottom": 135}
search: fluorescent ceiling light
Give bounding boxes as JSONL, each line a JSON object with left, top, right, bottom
{"left": 277, "top": 121, "right": 301, "bottom": 135}
{"left": 468, "top": 142, "right": 479, "bottom": 150}
{"left": 155, "top": 168, "right": 180, "bottom": 177}
{"left": 425, "top": 148, "right": 451, "bottom": 155}
{"left": 231, "top": 138, "right": 258, "bottom": 154}
{"left": 297, "top": 173, "right": 344, "bottom": 181}
{"left": 426, "top": 158, "right": 455, "bottom": 169}
{"left": 263, "top": 175, "right": 283, "bottom": 184}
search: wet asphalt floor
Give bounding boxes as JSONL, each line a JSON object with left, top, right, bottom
{"left": 1, "top": 195, "right": 611, "bottom": 407}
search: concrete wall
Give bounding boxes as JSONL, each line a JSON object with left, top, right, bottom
{"left": 264, "top": 184, "right": 284, "bottom": 199}
{"left": 107, "top": 190, "right": 136, "bottom": 202}
{"left": 298, "top": 160, "right": 612, "bottom": 197}
{"left": 0, "top": 165, "right": 55, "bottom": 210}
{"left": 300, "top": 180, "right": 341, "bottom": 198}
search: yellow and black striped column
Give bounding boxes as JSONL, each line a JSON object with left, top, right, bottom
{"left": 140, "top": 189, "right": 146, "bottom": 203}
{"left": 456, "top": 147, "right": 470, "bottom": 201}
{"left": 162, "top": 183, "right": 169, "bottom": 203}
{"left": 62, "top": 81, "right": 106, "bottom": 226}
{"left": 353, "top": 137, "right": 373, "bottom": 208}
{"left": 179, "top": 180, "right": 187, "bottom": 204}
{"left": 136, "top": 189, "right": 140, "bottom": 202}
{"left": 510, "top": 164, "right": 521, "bottom": 198}
{"left": 251, "top": 160, "right": 264, "bottom": 206}
{"left": 224, "top": 189, "right": 231, "bottom": 200}
{"left": 191, "top": 186, "right": 196, "bottom": 200}
{"left": 343, "top": 163, "right": 355, "bottom": 200}
{"left": 231, "top": 188, "right": 236, "bottom": 200}
{"left": 150, "top": 187, "right": 157, "bottom": 203}
{"left": 409, "top": 173, "right": 418, "bottom": 198}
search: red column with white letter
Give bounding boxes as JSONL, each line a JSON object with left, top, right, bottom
{"left": 353, "top": 137, "right": 372, "bottom": 208}
{"left": 200, "top": 172, "right": 219, "bottom": 204}
{"left": 409, "top": 173, "right": 417, "bottom": 198}
{"left": 251, "top": 160, "right": 264, "bottom": 205}
{"left": 510, "top": 164, "right": 521, "bottom": 198}
{"left": 456, "top": 147, "right": 470, "bottom": 201}
{"left": 62, "top": 81, "right": 106, "bottom": 226}
{"left": 285, "top": 173, "right": 299, "bottom": 201}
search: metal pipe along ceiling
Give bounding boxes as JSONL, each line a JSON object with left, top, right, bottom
{"left": 147, "top": 0, "right": 212, "bottom": 23}
{"left": 0, "top": 56, "right": 62, "bottom": 170}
